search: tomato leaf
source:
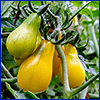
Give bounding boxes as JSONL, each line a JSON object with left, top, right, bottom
{"left": 1, "top": 17, "right": 23, "bottom": 31}
{"left": 89, "top": 1, "right": 99, "bottom": 8}
{"left": 80, "top": 8, "right": 93, "bottom": 20}
{"left": 1, "top": 17, "right": 23, "bottom": 33}
{"left": 1, "top": 1, "right": 14, "bottom": 18}
{"left": 46, "top": 87, "right": 55, "bottom": 96}
{"left": 15, "top": 1, "right": 42, "bottom": 6}
{"left": 6, "top": 82, "right": 39, "bottom": 99}
{"left": 49, "top": 75, "right": 60, "bottom": 86}
{"left": 71, "top": 1, "right": 83, "bottom": 8}
{"left": 92, "top": 10, "right": 99, "bottom": 18}
{"left": 49, "top": 1, "right": 64, "bottom": 14}
{"left": 82, "top": 21, "right": 93, "bottom": 25}
{"left": 2, "top": 40, "right": 17, "bottom": 70}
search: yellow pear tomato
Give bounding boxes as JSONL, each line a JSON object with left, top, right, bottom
{"left": 17, "top": 40, "right": 55, "bottom": 92}
{"left": 58, "top": 43, "right": 85, "bottom": 88}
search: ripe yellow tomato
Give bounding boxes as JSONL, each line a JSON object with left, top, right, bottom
{"left": 58, "top": 43, "right": 85, "bottom": 88}
{"left": 17, "top": 40, "right": 55, "bottom": 92}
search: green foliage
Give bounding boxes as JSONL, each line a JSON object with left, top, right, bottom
{"left": 15, "top": 1, "right": 42, "bottom": 6}
{"left": 89, "top": 1, "right": 99, "bottom": 8}
{"left": 1, "top": 1, "right": 99, "bottom": 99}
{"left": 82, "top": 21, "right": 93, "bottom": 25}
{"left": 2, "top": 40, "right": 17, "bottom": 71}
{"left": 92, "top": 10, "right": 99, "bottom": 18}
{"left": 6, "top": 82, "right": 39, "bottom": 99}
{"left": 1, "top": 1, "right": 14, "bottom": 18}
{"left": 49, "top": 75, "right": 60, "bottom": 86}
{"left": 80, "top": 8, "right": 93, "bottom": 20}
{"left": 50, "top": 1, "right": 64, "bottom": 14}
{"left": 1, "top": 17, "right": 23, "bottom": 31}
{"left": 71, "top": 1, "right": 83, "bottom": 8}
{"left": 1, "top": 1, "right": 23, "bottom": 32}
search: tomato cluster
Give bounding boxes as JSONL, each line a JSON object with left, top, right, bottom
{"left": 6, "top": 2, "right": 85, "bottom": 93}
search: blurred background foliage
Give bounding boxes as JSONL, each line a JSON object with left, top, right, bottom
{"left": 1, "top": 1, "right": 99, "bottom": 99}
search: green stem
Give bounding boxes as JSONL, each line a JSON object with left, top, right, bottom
{"left": 1, "top": 77, "right": 17, "bottom": 83}
{"left": 28, "top": 1, "right": 37, "bottom": 13}
{"left": 1, "top": 62, "right": 13, "bottom": 78}
{"left": 47, "top": 8, "right": 58, "bottom": 19}
{"left": 1, "top": 62, "right": 20, "bottom": 90}
{"left": 47, "top": 8, "right": 61, "bottom": 27}
{"left": 79, "top": 86, "right": 88, "bottom": 99}
{"left": 41, "top": 1, "right": 44, "bottom": 5}
{"left": 50, "top": 28, "right": 60, "bottom": 38}
{"left": 88, "top": 93, "right": 99, "bottom": 99}
{"left": 26, "top": 91, "right": 39, "bottom": 99}
{"left": 17, "top": 1, "right": 21, "bottom": 10}
{"left": 68, "top": 72, "right": 99, "bottom": 98}
{"left": 51, "top": 35, "right": 65, "bottom": 44}
{"left": 62, "top": 1, "right": 90, "bottom": 28}
{"left": 68, "top": 1, "right": 90, "bottom": 23}
{"left": 55, "top": 45, "right": 70, "bottom": 99}
{"left": 62, "top": 21, "right": 73, "bottom": 30}
{"left": 61, "top": 11, "right": 68, "bottom": 27}
{"left": 1, "top": 33, "right": 9, "bottom": 38}
{"left": 37, "top": 2, "right": 51, "bottom": 15}
{"left": 88, "top": 24, "right": 99, "bottom": 58}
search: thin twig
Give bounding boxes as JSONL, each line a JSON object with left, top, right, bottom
{"left": 1, "top": 77, "right": 17, "bottom": 83}
{"left": 68, "top": 72, "right": 99, "bottom": 99}
{"left": 55, "top": 45, "right": 70, "bottom": 99}
{"left": 1, "top": 62, "right": 19, "bottom": 90}
{"left": 79, "top": 86, "right": 89, "bottom": 99}
{"left": 88, "top": 24, "right": 99, "bottom": 58}
{"left": 1, "top": 33, "right": 9, "bottom": 38}
{"left": 88, "top": 93, "right": 99, "bottom": 99}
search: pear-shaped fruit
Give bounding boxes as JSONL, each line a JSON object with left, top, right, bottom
{"left": 58, "top": 43, "right": 85, "bottom": 88}
{"left": 17, "top": 40, "right": 55, "bottom": 92}
{"left": 6, "top": 13, "right": 41, "bottom": 59}
{"left": 14, "top": 31, "right": 42, "bottom": 66}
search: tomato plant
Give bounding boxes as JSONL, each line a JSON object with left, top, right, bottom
{"left": 1, "top": 1, "right": 99, "bottom": 99}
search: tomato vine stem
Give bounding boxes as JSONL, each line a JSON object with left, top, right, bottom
{"left": 1, "top": 77, "right": 17, "bottom": 83}
{"left": 52, "top": 45, "right": 99, "bottom": 99}
{"left": 1, "top": 62, "right": 20, "bottom": 90}
{"left": 1, "top": 33, "right": 9, "bottom": 38}
{"left": 62, "top": 1, "right": 90, "bottom": 29}
{"left": 88, "top": 24, "right": 99, "bottom": 58}
{"left": 67, "top": 1, "right": 90, "bottom": 23}
{"left": 88, "top": 93, "right": 99, "bottom": 99}
{"left": 55, "top": 45, "right": 70, "bottom": 99}
{"left": 68, "top": 72, "right": 99, "bottom": 99}
{"left": 79, "top": 86, "right": 89, "bottom": 99}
